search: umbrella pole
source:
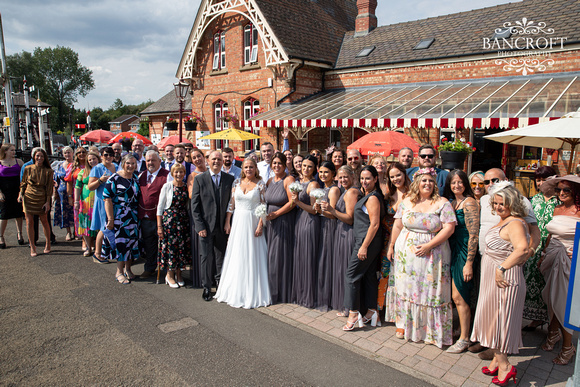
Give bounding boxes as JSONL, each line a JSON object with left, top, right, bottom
{"left": 566, "top": 141, "right": 579, "bottom": 175}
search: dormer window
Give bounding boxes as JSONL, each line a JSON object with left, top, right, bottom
{"left": 244, "top": 24, "right": 258, "bottom": 64}
{"left": 213, "top": 32, "right": 226, "bottom": 70}
{"left": 414, "top": 38, "right": 435, "bottom": 50}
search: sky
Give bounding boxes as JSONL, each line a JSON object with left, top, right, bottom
{"left": 2, "top": 0, "right": 514, "bottom": 111}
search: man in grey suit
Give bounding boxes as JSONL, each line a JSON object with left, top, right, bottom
{"left": 190, "top": 150, "right": 235, "bottom": 301}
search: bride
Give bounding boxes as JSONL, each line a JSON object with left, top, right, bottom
{"left": 215, "top": 158, "right": 271, "bottom": 308}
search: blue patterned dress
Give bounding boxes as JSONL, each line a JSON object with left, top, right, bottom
{"left": 53, "top": 161, "right": 74, "bottom": 228}
{"left": 102, "top": 173, "right": 140, "bottom": 262}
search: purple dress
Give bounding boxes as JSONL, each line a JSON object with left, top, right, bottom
{"left": 291, "top": 180, "right": 320, "bottom": 308}
{"left": 265, "top": 176, "right": 295, "bottom": 304}
{"left": 0, "top": 163, "right": 24, "bottom": 219}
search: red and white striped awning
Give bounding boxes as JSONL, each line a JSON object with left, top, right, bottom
{"left": 243, "top": 73, "right": 578, "bottom": 130}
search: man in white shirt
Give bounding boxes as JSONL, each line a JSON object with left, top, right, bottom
{"left": 167, "top": 144, "right": 193, "bottom": 182}
{"left": 132, "top": 139, "right": 147, "bottom": 173}
{"left": 222, "top": 147, "right": 241, "bottom": 179}
{"left": 162, "top": 144, "right": 175, "bottom": 170}
{"left": 257, "top": 142, "right": 275, "bottom": 182}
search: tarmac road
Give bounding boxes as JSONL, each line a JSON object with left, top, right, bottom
{"left": 0, "top": 226, "right": 432, "bottom": 386}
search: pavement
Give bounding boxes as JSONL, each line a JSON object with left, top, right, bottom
{"left": 0, "top": 225, "right": 577, "bottom": 386}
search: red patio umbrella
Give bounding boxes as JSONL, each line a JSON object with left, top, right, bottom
{"left": 347, "top": 130, "right": 420, "bottom": 157}
{"left": 107, "top": 132, "right": 152, "bottom": 145}
{"left": 157, "top": 135, "right": 193, "bottom": 149}
{"left": 79, "top": 129, "right": 114, "bottom": 143}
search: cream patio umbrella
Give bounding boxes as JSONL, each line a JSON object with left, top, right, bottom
{"left": 484, "top": 109, "right": 580, "bottom": 174}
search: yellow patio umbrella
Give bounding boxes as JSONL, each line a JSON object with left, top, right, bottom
{"left": 198, "top": 128, "right": 261, "bottom": 141}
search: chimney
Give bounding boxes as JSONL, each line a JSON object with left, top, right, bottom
{"left": 354, "top": 0, "right": 377, "bottom": 37}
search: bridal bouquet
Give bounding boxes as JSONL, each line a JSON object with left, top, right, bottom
{"left": 289, "top": 181, "right": 303, "bottom": 193}
{"left": 254, "top": 203, "right": 267, "bottom": 221}
{"left": 310, "top": 188, "right": 325, "bottom": 203}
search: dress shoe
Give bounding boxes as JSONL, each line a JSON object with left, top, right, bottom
{"left": 165, "top": 276, "right": 179, "bottom": 289}
{"left": 468, "top": 342, "right": 485, "bottom": 353}
{"left": 203, "top": 288, "right": 212, "bottom": 301}
{"left": 140, "top": 270, "right": 156, "bottom": 279}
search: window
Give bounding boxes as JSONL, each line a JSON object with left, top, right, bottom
{"left": 244, "top": 24, "right": 258, "bottom": 64}
{"left": 212, "top": 32, "right": 226, "bottom": 70}
{"left": 414, "top": 38, "right": 435, "bottom": 50}
{"left": 244, "top": 99, "right": 260, "bottom": 150}
{"left": 214, "top": 101, "right": 228, "bottom": 148}
{"left": 356, "top": 46, "right": 375, "bottom": 58}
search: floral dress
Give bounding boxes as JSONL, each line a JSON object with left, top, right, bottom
{"left": 53, "top": 161, "right": 74, "bottom": 229}
{"left": 385, "top": 200, "right": 456, "bottom": 348}
{"left": 75, "top": 168, "right": 97, "bottom": 237}
{"left": 102, "top": 174, "right": 140, "bottom": 262}
{"left": 524, "top": 193, "right": 559, "bottom": 322}
{"left": 159, "top": 185, "right": 192, "bottom": 270}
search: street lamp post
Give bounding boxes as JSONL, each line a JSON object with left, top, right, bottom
{"left": 173, "top": 80, "right": 190, "bottom": 143}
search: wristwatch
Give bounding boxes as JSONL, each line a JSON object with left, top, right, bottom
{"left": 497, "top": 265, "right": 506, "bottom": 273}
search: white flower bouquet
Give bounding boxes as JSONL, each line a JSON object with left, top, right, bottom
{"left": 310, "top": 188, "right": 325, "bottom": 204}
{"left": 289, "top": 181, "right": 303, "bottom": 194}
{"left": 254, "top": 203, "right": 267, "bottom": 220}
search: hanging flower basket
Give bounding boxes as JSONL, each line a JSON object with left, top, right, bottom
{"left": 440, "top": 151, "right": 468, "bottom": 170}
{"left": 184, "top": 121, "right": 198, "bottom": 131}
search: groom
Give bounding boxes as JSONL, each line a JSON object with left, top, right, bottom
{"left": 191, "top": 150, "right": 235, "bottom": 301}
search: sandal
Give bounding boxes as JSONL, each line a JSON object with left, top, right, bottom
{"left": 396, "top": 328, "right": 405, "bottom": 339}
{"left": 65, "top": 233, "right": 73, "bottom": 241}
{"left": 542, "top": 330, "right": 561, "bottom": 352}
{"left": 336, "top": 310, "right": 349, "bottom": 317}
{"left": 17, "top": 232, "right": 25, "bottom": 245}
{"left": 553, "top": 345, "right": 576, "bottom": 365}
{"left": 124, "top": 270, "right": 136, "bottom": 281}
{"left": 83, "top": 250, "right": 92, "bottom": 257}
{"left": 115, "top": 274, "right": 130, "bottom": 285}
{"left": 92, "top": 254, "right": 109, "bottom": 264}
{"left": 343, "top": 313, "right": 363, "bottom": 331}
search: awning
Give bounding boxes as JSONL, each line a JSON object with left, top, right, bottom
{"left": 243, "top": 73, "right": 580, "bottom": 129}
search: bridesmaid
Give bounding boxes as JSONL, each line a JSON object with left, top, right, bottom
{"left": 380, "top": 163, "right": 410, "bottom": 313}
{"left": 322, "top": 165, "right": 360, "bottom": 315}
{"left": 314, "top": 161, "right": 341, "bottom": 310}
{"left": 75, "top": 151, "right": 100, "bottom": 256}
{"left": 265, "top": 152, "right": 296, "bottom": 304}
{"left": 370, "top": 155, "right": 388, "bottom": 196}
{"left": 291, "top": 155, "right": 320, "bottom": 308}
{"left": 186, "top": 148, "right": 207, "bottom": 288}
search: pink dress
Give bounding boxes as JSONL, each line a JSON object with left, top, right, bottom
{"left": 471, "top": 219, "right": 530, "bottom": 354}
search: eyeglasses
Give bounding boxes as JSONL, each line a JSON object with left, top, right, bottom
{"left": 347, "top": 157, "right": 359, "bottom": 161}
{"left": 555, "top": 187, "right": 572, "bottom": 194}
{"left": 483, "top": 178, "right": 500, "bottom": 185}
{"left": 419, "top": 154, "right": 435, "bottom": 159}
{"left": 471, "top": 182, "right": 485, "bottom": 188}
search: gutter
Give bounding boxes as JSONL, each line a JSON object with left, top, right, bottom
{"left": 276, "top": 58, "right": 305, "bottom": 107}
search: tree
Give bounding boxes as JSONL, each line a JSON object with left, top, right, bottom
{"left": 6, "top": 46, "right": 95, "bottom": 132}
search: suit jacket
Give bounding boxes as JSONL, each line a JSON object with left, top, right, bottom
{"left": 191, "top": 170, "right": 234, "bottom": 233}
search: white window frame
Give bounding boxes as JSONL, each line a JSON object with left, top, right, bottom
{"left": 213, "top": 32, "right": 226, "bottom": 70}
{"left": 244, "top": 24, "right": 258, "bottom": 65}
{"left": 243, "top": 99, "right": 260, "bottom": 150}
{"left": 214, "top": 101, "right": 228, "bottom": 148}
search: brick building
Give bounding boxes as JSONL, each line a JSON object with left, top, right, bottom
{"left": 109, "top": 114, "right": 140, "bottom": 134}
{"left": 168, "top": 0, "right": 579, "bottom": 180}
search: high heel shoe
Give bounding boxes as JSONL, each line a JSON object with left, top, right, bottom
{"left": 541, "top": 330, "right": 561, "bottom": 351}
{"left": 0, "top": 236, "right": 6, "bottom": 249}
{"left": 492, "top": 366, "right": 517, "bottom": 386}
{"left": 343, "top": 313, "right": 363, "bottom": 331}
{"left": 362, "top": 309, "right": 381, "bottom": 327}
{"left": 553, "top": 345, "right": 576, "bottom": 365}
{"left": 176, "top": 279, "right": 185, "bottom": 287}
{"left": 165, "top": 276, "right": 179, "bottom": 289}
{"left": 17, "top": 232, "right": 24, "bottom": 245}
{"left": 482, "top": 366, "right": 499, "bottom": 376}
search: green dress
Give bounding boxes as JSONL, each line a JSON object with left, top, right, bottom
{"left": 449, "top": 208, "right": 474, "bottom": 305}
{"left": 525, "top": 193, "right": 559, "bottom": 322}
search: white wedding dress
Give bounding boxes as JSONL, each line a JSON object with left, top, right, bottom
{"left": 215, "top": 179, "right": 271, "bottom": 309}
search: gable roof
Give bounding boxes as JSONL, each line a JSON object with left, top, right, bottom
{"left": 140, "top": 90, "right": 192, "bottom": 116}
{"left": 335, "top": 0, "right": 580, "bottom": 70}
{"left": 109, "top": 114, "right": 139, "bottom": 124}
{"left": 254, "top": 0, "right": 357, "bottom": 65}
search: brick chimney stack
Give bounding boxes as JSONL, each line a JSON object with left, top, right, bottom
{"left": 355, "top": 0, "right": 378, "bottom": 37}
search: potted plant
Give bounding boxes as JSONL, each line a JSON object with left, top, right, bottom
{"left": 165, "top": 117, "right": 178, "bottom": 131}
{"left": 184, "top": 112, "right": 202, "bottom": 131}
{"left": 220, "top": 111, "right": 240, "bottom": 128}
{"left": 436, "top": 137, "right": 476, "bottom": 170}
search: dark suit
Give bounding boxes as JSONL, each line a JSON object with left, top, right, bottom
{"left": 190, "top": 170, "right": 234, "bottom": 289}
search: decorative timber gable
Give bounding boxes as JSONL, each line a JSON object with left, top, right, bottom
{"left": 177, "top": 0, "right": 289, "bottom": 80}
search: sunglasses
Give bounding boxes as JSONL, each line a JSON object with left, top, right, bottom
{"left": 347, "top": 157, "right": 359, "bottom": 161}
{"left": 483, "top": 178, "right": 500, "bottom": 185}
{"left": 419, "top": 154, "right": 435, "bottom": 159}
{"left": 555, "top": 187, "right": 572, "bottom": 194}
{"left": 471, "top": 182, "right": 485, "bottom": 188}
{"left": 103, "top": 153, "right": 114, "bottom": 157}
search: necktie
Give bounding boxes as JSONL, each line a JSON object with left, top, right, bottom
{"left": 213, "top": 174, "right": 219, "bottom": 187}
{"left": 147, "top": 174, "right": 153, "bottom": 185}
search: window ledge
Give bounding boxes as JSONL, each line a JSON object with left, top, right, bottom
{"left": 210, "top": 69, "right": 228, "bottom": 76}
{"left": 240, "top": 63, "right": 261, "bottom": 72}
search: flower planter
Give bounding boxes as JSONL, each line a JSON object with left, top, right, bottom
{"left": 184, "top": 121, "right": 198, "bottom": 131}
{"left": 440, "top": 151, "right": 468, "bottom": 170}
{"left": 166, "top": 122, "right": 178, "bottom": 131}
